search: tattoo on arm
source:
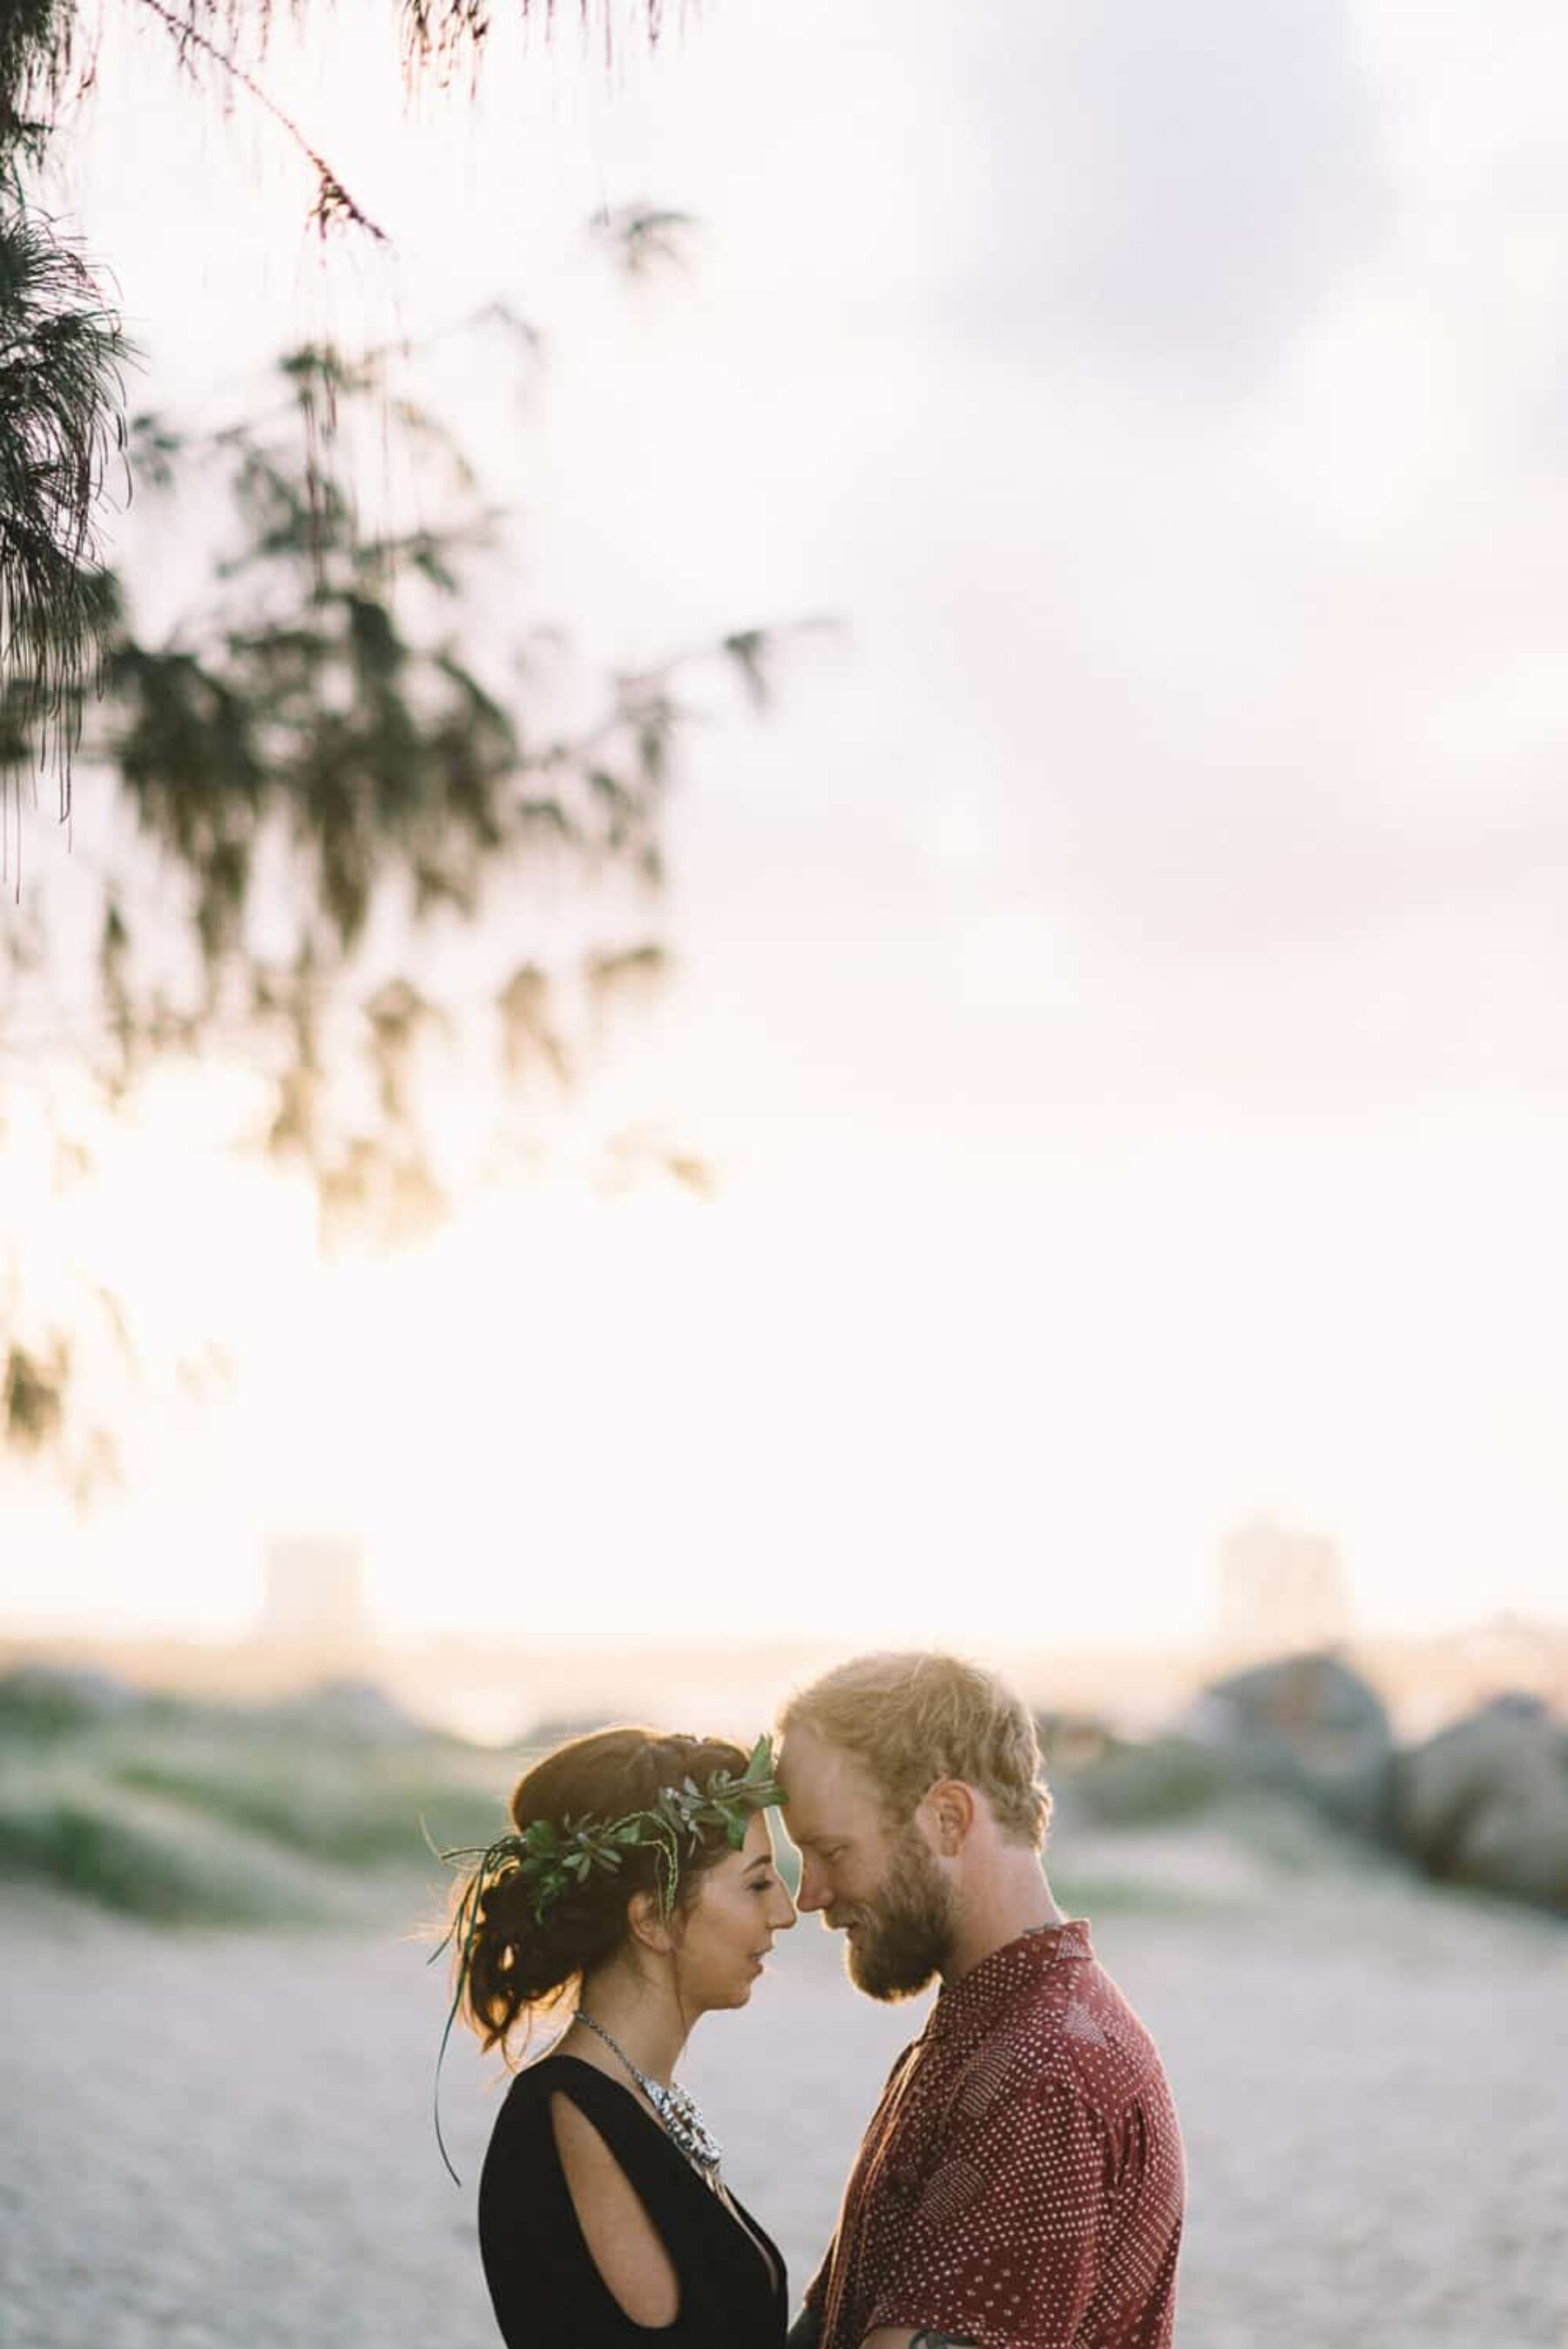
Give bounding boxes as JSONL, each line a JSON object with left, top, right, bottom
{"left": 908, "top": 2334, "right": 980, "bottom": 2347}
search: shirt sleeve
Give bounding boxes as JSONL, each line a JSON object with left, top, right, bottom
{"left": 803, "top": 2244, "right": 833, "bottom": 2322}
{"left": 862, "top": 2075, "right": 1108, "bottom": 2349}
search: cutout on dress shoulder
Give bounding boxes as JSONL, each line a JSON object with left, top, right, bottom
{"left": 551, "top": 2090, "right": 682, "bottom": 2331}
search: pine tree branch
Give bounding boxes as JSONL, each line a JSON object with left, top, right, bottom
{"left": 132, "top": 0, "right": 389, "bottom": 245}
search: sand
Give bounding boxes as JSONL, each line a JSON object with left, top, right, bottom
{"left": 3, "top": 1818, "right": 1565, "bottom": 2348}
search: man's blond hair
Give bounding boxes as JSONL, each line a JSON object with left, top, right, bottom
{"left": 780, "top": 1651, "right": 1051, "bottom": 1848}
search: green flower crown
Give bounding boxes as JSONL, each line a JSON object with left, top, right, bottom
{"left": 430, "top": 1734, "right": 783, "bottom": 2182}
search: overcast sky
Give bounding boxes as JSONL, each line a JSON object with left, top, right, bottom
{"left": 7, "top": 0, "right": 1568, "bottom": 1660}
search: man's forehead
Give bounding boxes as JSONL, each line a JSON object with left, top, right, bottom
{"left": 778, "top": 1723, "right": 881, "bottom": 1826}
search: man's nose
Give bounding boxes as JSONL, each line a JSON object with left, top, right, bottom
{"left": 795, "top": 1860, "right": 828, "bottom": 1912}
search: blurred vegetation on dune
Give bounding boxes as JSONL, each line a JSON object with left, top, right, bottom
{"left": 0, "top": 1666, "right": 1259, "bottom": 1929}
{"left": 8, "top": 1655, "right": 1559, "bottom": 1928}
{"left": 0, "top": 1668, "right": 505, "bottom": 1925}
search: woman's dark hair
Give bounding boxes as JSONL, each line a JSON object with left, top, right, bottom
{"left": 455, "top": 1725, "right": 749, "bottom": 2056}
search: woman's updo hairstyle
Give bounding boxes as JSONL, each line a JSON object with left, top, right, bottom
{"left": 456, "top": 1725, "right": 749, "bottom": 2056}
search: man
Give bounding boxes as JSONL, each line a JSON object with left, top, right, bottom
{"left": 777, "top": 1652, "right": 1184, "bottom": 2349}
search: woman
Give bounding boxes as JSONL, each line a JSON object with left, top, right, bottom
{"left": 438, "top": 1724, "right": 798, "bottom": 2348}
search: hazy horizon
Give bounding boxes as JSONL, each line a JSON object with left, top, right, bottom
{"left": 8, "top": 1602, "right": 1566, "bottom": 1748}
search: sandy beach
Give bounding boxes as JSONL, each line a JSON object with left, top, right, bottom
{"left": 3, "top": 1812, "right": 1565, "bottom": 2349}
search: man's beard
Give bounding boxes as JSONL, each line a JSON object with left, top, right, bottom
{"left": 835, "top": 1826, "right": 956, "bottom": 2000}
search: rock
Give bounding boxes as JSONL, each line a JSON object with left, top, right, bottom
{"left": 1033, "top": 1711, "right": 1118, "bottom": 1774}
{"left": 1396, "top": 1696, "right": 1568, "bottom": 1909}
{"left": 1067, "top": 1733, "right": 1233, "bottom": 1827}
{"left": 1184, "top": 1651, "right": 1395, "bottom": 1838}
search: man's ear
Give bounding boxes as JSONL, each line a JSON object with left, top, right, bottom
{"left": 923, "top": 1778, "right": 977, "bottom": 1856}
{"left": 626, "top": 1886, "right": 679, "bottom": 1956}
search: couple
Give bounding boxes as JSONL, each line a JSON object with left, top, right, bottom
{"left": 443, "top": 1651, "right": 1185, "bottom": 2349}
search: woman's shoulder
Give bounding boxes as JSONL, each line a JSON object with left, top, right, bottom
{"left": 499, "top": 2048, "right": 576, "bottom": 2098}
{"left": 486, "top": 2052, "right": 658, "bottom": 2174}
{"left": 499, "top": 2050, "right": 636, "bottom": 2116}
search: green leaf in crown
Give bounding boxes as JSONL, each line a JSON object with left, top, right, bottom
{"left": 437, "top": 1732, "right": 785, "bottom": 1947}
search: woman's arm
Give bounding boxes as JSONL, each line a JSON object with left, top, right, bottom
{"left": 551, "top": 2092, "right": 681, "bottom": 2327}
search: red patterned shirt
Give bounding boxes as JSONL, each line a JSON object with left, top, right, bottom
{"left": 807, "top": 1921, "right": 1184, "bottom": 2349}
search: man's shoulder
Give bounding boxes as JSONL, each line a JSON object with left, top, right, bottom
{"left": 963, "top": 1955, "right": 1174, "bottom": 2122}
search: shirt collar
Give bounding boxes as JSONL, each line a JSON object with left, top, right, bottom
{"left": 926, "top": 1919, "right": 1094, "bottom": 2041}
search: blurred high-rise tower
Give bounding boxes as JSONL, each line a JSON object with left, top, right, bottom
{"left": 257, "top": 1536, "right": 368, "bottom": 1662}
{"left": 1217, "top": 1516, "right": 1351, "bottom": 1659}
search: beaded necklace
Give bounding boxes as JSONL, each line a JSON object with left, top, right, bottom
{"left": 571, "top": 2010, "right": 724, "bottom": 2189}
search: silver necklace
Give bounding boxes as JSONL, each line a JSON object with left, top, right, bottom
{"left": 571, "top": 2010, "right": 724, "bottom": 2186}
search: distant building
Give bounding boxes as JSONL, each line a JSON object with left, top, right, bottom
{"left": 257, "top": 1537, "right": 369, "bottom": 1660}
{"left": 1217, "top": 1517, "right": 1351, "bottom": 1659}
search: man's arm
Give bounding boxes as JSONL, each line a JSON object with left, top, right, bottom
{"left": 861, "top": 2332, "right": 978, "bottom": 2348}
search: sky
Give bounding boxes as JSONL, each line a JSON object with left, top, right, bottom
{"left": 4, "top": 0, "right": 1568, "bottom": 1660}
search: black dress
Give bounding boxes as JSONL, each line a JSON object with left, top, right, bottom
{"left": 478, "top": 2054, "right": 788, "bottom": 2349}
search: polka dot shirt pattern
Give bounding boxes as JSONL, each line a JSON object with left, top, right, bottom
{"left": 807, "top": 1922, "right": 1185, "bottom": 2349}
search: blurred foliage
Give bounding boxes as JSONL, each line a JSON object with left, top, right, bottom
{"left": 1, "top": 1, "right": 675, "bottom": 802}
{"left": 0, "top": 1666, "right": 504, "bottom": 1921}
{"left": 0, "top": 6, "right": 127, "bottom": 821}
{"left": 0, "top": 1782, "right": 315, "bottom": 1922}
{"left": 591, "top": 202, "right": 700, "bottom": 279}
{"left": 84, "top": 332, "right": 733, "bottom": 1191}
{"left": 5, "top": 3, "right": 766, "bottom": 1481}
{"left": 4, "top": 324, "right": 792, "bottom": 1476}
